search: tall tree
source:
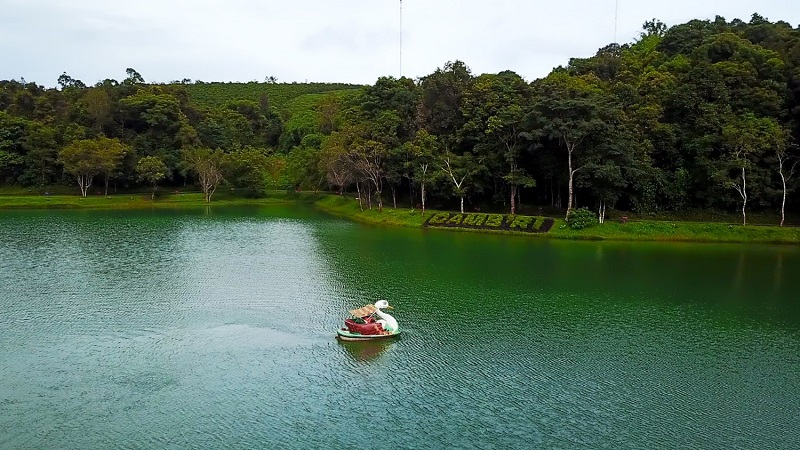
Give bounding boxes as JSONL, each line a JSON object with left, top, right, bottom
{"left": 438, "top": 150, "right": 481, "bottom": 214}
{"left": 719, "top": 113, "right": 783, "bottom": 225}
{"left": 136, "top": 156, "right": 169, "bottom": 199}
{"left": 319, "top": 130, "right": 357, "bottom": 195}
{"left": 21, "top": 122, "right": 58, "bottom": 185}
{"left": 182, "top": 147, "right": 225, "bottom": 202}
{"left": 774, "top": 135, "right": 795, "bottom": 226}
{"left": 463, "top": 71, "right": 534, "bottom": 214}
{"left": 59, "top": 139, "right": 102, "bottom": 197}
{"left": 405, "top": 130, "right": 439, "bottom": 214}
{"left": 96, "top": 137, "right": 128, "bottom": 195}
{"left": 532, "top": 73, "right": 608, "bottom": 218}
{"left": 418, "top": 60, "right": 473, "bottom": 150}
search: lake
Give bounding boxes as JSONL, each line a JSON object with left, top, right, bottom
{"left": 1, "top": 206, "right": 799, "bottom": 449}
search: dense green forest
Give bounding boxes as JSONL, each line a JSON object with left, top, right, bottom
{"left": 1, "top": 14, "right": 799, "bottom": 224}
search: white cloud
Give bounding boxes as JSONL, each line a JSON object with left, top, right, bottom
{"left": 1, "top": 0, "right": 798, "bottom": 86}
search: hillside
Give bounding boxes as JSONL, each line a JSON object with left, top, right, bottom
{"left": 175, "top": 81, "right": 364, "bottom": 111}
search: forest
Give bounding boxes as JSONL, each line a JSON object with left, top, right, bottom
{"left": 1, "top": 14, "right": 799, "bottom": 225}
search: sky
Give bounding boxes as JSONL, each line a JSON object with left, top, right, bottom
{"left": 1, "top": 0, "right": 799, "bottom": 87}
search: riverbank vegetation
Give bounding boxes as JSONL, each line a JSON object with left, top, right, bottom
{"left": 0, "top": 190, "right": 324, "bottom": 210}
{"left": 2, "top": 14, "right": 800, "bottom": 233}
{"left": 315, "top": 195, "right": 799, "bottom": 244}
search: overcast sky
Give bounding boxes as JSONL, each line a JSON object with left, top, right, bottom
{"left": 1, "top": 0, "right": 798, "bottom": 87}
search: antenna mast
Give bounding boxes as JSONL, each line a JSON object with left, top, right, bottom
{"left": 400, "top": 0, "right": 403, "bottom": 77}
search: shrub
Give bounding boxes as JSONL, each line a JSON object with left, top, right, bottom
{"left": 509, "top": 215, "right": 533, "bottom": 230}
{"left": 485, "top": 214, "right": 504, "bottom": 227}
{"left": 447, "top": 214, "right": 464, "bottom": 225}
{"left": 567, "top": 207, "right": 597, "bottom": 230}
{"left": 429, "top": 212, "right": 451, "bottom": 224}
{"left": 463, "top": 214, "right": 487, "bottom": 226}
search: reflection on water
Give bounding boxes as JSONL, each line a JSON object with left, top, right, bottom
{"left": 337, "top": 340, "right": 394, "bottom": 362}
{"left": 1, "top": 208, "right": 799, "bottom": 449}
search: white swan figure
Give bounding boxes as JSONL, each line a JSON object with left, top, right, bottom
{"left": 373, "top": 300, "right": 398, "bottom": 332}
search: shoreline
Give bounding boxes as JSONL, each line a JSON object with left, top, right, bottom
{"left": 313, "top": 196, "right": 800, "bottom": 245}
{"left": 2, "top": 192, "right": 799, "bottom": 245}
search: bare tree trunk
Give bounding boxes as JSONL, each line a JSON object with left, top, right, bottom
{"left": 409, "top": 178, "right": 415, "bottom": 209}
{"left": 356, "top": 182, "right": 364, "bottom": 211}
{"left": 421, "top": 182, "right": 426, "bottom": 216}
{"left": 602, "top": 202, "right": 606, "bottom": 224}
{"left": 778, "top": 156, "right": 795, "bottom": 227}
{"left": 460, "top": 196, "right": 465, "bottom": 214}
{"left": 104, "top": 174, "right": 109, "bottom": 196}
{"left": 566, "top": 144, "right": 575, "bottom": 219}
{"left": 510, "top": 185, "right": 517, "bottom": 215}
{"left": 735, "top": 166, "right": 747, "bottom": 226}
{"left": 742, "top": 167, "right": 747, "bottom": 226}
{"left": 78, "top": 175, "right": 93, "bottom": 197}
{"left": 780, "top": 171, "right": 787, "bottom": 227}
{"left": 391, "top": 185, "right": 397, "bottom": 210}
{"left": 598, "top": 201, "right": 606, "bottom": 224}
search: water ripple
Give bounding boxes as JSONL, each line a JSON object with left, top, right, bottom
{"left": 1, "top": 209, "right": 799, "bottom": 449}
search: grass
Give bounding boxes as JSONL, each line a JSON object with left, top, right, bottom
{"left": 314, "top": 195, "right": 434, "bottom": 228}
{"left": 315, "top": 195, "right": 800, "bottom": 245}
{"left": 0, "top": 190, "right": 324, "bottom": 210}
{"left": 547, "top": 219, "right": 800, "bottom": 244}
{"left": 3, "top": 191, "right": 798, "bottom": 244}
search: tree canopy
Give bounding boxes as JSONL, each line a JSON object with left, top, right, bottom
{"left": 2, "top": 14, "right": 800, "bottom": 221}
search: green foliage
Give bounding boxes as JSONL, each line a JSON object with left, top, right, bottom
{"left": 182, "top": 147, "right": 225, "bottom": 202}
{"left": 485, "top": 214, "right": 504, "bottom": 227}
{"left": 136, "top": 156, "right": 168, "bottom": 184}
{"left": 178, "top": 82, "right": 361, "bottom": 111}
{"left": 58, "top": 137, "right": 128, "bottom": 196}
{"left": 2, "top": 15, "right": 800, "bottom": 225}
{"left": 566, "top": 207, "right": 597, "bottom": 230}
{"left": 284, "top": 146, "right": 322, "bottom": 191}
{"left": 463, "top": 214, "right": 487, "bottom": 226}
{"left": 136, "top": 156, "right": 169, "bottom": 198}
{"left": 223, "top": 147, "right": 274, "bottom": 197}
{"left": 429, "top": 212, "right": 450, "bottom": 224}
{"left": 509, "top": 215, "right": 533, "bottom": 229}
{"left": 447, "top": 214, "right": 464, "bottom": 225}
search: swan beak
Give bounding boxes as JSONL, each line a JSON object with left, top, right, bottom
{"left": 386, "top": 305, "right": 394, "bottom": 310}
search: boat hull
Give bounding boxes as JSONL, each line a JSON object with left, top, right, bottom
{"left": 336, "top": 328, "right": 401, "bottom": 341}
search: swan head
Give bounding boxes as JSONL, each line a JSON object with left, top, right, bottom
{"left": 374, "top": 300, "right": 394, "bottom": 310}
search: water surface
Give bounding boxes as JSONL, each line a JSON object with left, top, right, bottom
{"left": 1, "top": 207, "right": 798, "bottom": 449}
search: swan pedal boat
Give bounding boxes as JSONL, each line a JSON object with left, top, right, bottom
{"left": 336, "top": 300, "right": 401, "bottom": 341}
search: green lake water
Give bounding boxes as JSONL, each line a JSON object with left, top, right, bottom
{"left": 1, "top": 206, "right": 799, "bottom": 449}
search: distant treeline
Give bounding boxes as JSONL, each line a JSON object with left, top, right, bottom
{"left": 1, "top": 14, "right": 799, "bottom": 224}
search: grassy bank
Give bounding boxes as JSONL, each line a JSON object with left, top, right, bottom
{"left": 546, "top": 219, "right": 800, "bottom": 244}
{"left": 315, "top": 195, "right": 800, "bottom": 245}
{"left": 3, "top": 192, "right": 798, "bottom": 244}
{"left": 314, "top": 194, "right": 435, "bottom": 228}
{"left": 0, "top": 191, "right": 324, "bottom": 210}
